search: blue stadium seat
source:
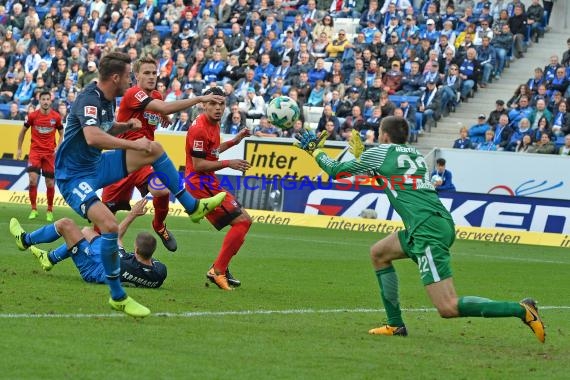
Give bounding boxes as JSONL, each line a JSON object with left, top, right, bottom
{"left": 0, "top": 104, "right": 9, "bottom": 116}
{"left": 555, "top": 136, "right": 566, "bottom": 148}
{"left": 283, "top": 16, "right": 296, "bottom": 30}
{"left": 388, "top": 95, "right": 419, "bottom": 108}
{"left": 155, "top": 25, "right": 170, "bottom": 39}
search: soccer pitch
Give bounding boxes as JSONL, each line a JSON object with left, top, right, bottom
{"left": 1, "top": 203, "right": 568, "bottom": 379}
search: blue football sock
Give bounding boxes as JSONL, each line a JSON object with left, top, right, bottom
{"left": 99, "top": 233, "right": 126, "bottom": 301}
{"left": 152, "top": 152, "right": 197, "bottom": 212}
{"left": 48, "top": 243, "right": 70, "bottom": 264}
{"left": 26, "top": 224, "right": 60, "bottom": 246}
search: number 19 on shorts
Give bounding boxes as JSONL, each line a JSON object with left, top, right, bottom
{"left": 72, "top": 182, "right": 94, "bottom": 201}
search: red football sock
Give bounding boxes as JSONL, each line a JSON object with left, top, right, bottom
{"left": 152, "top": 194, "right": 170, "bottom": 231}
{"left": 46, "top": 186, "right": 55, "bottom": 211}
{"left": 213, "top": 220, "right": 251, "bottom": 273}
{"left": 29, "top": 184, "right": 37, "bottom": 210}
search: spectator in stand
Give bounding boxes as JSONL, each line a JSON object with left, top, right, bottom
{"left": 6, "top": 102, "right": 25, "bottom": 121}
{"left": 253, "top": 115, "right": 281, "bottom": 137}
{"left": 507, "top": 84, "right": 531, "bottom": 108}
{"left": 458, "top": 48, "right": 480, "bottom": 101}
{"left": 508, "top": 95, "right": 533, "bottom": 127}
{"left": 551, "top": 101, "right": 570, "bottom": 137}
{"left": 477, "top": 129, "right": 498, "bottom": 151}
{"left": 242, "top": 87, "right": 266, "bottom": 119}
{"left": 526, "top": 0, "right": 544, "bottom": 43}
{"left": 317, "top": 105, "right": 341, "bottom": 134}
{"left": 515, "top": 134, "right": 535, "bottom": 153}
{"left": 383, "top": 60, "right": 404, "bottom": 94}
{"left": 562, "top": 38, "right": 570, "bottom": 67}
{"left": 453, "top": 125, "right": 473, "bottom": 149}
{"left": 398, "top": 61, "right": 424, "bottom": 96}
{"left": 469, "top": 114, "right": 491, "bottom": 146}
{"left": 340, "top": 105, "right": 366, "bottom": 140}
{"left": 488, "top": 99, "right": 509, "bottom": 127}
{"left": 439, "top": 63, "right": 462, "bottom": 115}
{"left": 506, "top": 117, "right": 533, "bottom": 151}
{"left": 491, "top": 23, "right": 513, "bottom": 79}
{"left": 530, "top": 98, "right": 553, "bottom": 129}
{"left": 417, "top": 79, "right": 440, "bottom": 132}
{"left": 544, "top": 55, "right": 561, "bottom": 82}
{"left": 476, "top": 36, "right": 496, "bottom": 88}
{"left": 546, "top": 67, "right": 569, "bottom": 98}
{"left": 559, "top": 135, "right": 570, "bottom": 155}
{"left": 323, "top": 120, "right": 343, "bottom": 141}
{"left": 533, "top": 132, "right": 556, "bottom": 154}
{"left": 527, "top": 67, "right": 546, "bottom": 94}
{"left": 507, "top": 4, "right": 527, "bottom": 59}
{"left": 14, "top": 72, "right": 36, "bottom": 105}
{"left": 493, "top": 114, "right": 514, "bottom": 150}
{"left": 0, "top": 72, "right": 18, "bottom": 104}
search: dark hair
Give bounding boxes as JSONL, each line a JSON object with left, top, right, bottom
{"left": 380, "top": 116, "right": 409, "bottom": 144}
{"left": 98, "top": 51, "right": 131, "bottom": 81}
{"left": 39, "top": 91, "right": 51, "bottom": 98}
{"left": 204, "top": 87, "right": 226, "bottom": 97}
{"left": 436, "top": 158, "right": 446, "bottom": 166}
{"left": 135, "top": 232, "right": 157, "bottom": 260}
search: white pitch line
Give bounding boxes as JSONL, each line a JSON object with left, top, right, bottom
{"left": 1, "top": 306, "right": 569, "bottom": 319}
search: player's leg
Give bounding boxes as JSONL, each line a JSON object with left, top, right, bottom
{"left": 420, "top": 217, "right": 545, "bottom": 342}
{"left": 142, "top": 168, "right": 177, "bottom": 252}
{"left": 208, "top": 210, "right": 252, "bottom": 290}
{"left": 29, "top": 218, "right": 85, "bottom": 272}
{"left": 27, "top": 167, "right": 40, "bottom": 219}
{"left": 368, "top": 232, "right": 409, "bottom": 336}
{"left": 42, "top": 155, "right": 56, "bottom": 222}
{"left": 125, "top": 142, "right": 226, "bottom": 221}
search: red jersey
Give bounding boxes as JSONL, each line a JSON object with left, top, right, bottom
{"left": 185, "top": 113, "right": 221, "bottom": 183}
{"left": 24, "top": 109, "right": 63, "bottom": 154}
{"left": 116, "top": 85, "right": 168, "bottom": 140}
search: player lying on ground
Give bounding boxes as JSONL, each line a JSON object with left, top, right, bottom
{"left": 13, "top": 52, "right": 225, "bottom": 318}
{"left": 185, "top": 87, "right": 252, "bottom": 291}
{"left": 16, "top": 91, "right": 63, "bottom": 222}
{"left": 11, "top": 199, "right": 167, "bottom": 289}
{"left": 102, "top": 57, "right": 224, "bottom": 252}
{"left": 293, "top": 118, "right": 545, "bottom": 343}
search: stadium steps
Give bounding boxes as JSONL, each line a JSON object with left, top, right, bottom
{"left": 414, "top": 28, "right": 568, "bottom": 154}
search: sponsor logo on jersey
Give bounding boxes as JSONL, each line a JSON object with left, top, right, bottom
{"left": 193, "top": 140, "right": 204, "bottom": 151}
{"left": 85, "top": 118, "right": 97, "bottom": 126}
{"left": 143, "top": 111, "right": 164, "bottom": 126}
{"left": 84, "top": 106, "right": 97, "bottom": 117}
{"left": 50, "top": 119, "right": 56, "bottom": 125}
{"left": 135, "top": 90, "right": 149, "bottom": 102}
{"left": 35, "top": 126, "right": 53, "bottom": 134}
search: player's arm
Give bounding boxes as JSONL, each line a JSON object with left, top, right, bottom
{"left": 107, "top": 118, "right": 142, "bottom": 136}
{"left": 83, "top": 125, "right": 151, "bottom": 152}
{"left": 219, "top": 128, "right": 250, "bottom": 153}
{"left": 144, "top": 94, "right": 226, "bottom": 115}
{"left": 16, "top": 124, "right": 30, "bottom": 160}
{"left": 118, "top": 199, "right": 148, "bottom": 247}
{"left": 192, "top": 156, "right": 251, "bottom": 173}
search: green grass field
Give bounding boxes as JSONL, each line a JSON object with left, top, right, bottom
{"left": 1, "top": 203, "right": 569, "bottom": 379}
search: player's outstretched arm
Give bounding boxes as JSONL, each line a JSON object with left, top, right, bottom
{"left": 118, "top": 199, "right": 148, "bottom": 246}
{"left": 107, "top": 118, "right": 142, "bottom": 136}
{"left": 145, "top": 94, "right": 226, "bottom": 115}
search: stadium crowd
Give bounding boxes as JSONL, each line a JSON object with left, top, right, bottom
{"left": 0, "top": 0, "right": 566, "bottom": 147}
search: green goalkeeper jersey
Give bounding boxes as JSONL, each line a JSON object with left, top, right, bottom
{"left": 314, "top": 144, "right": 453, "bottom": 234}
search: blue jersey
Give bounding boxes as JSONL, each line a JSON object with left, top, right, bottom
{"left": 55, "top": 82, "right": 116, "bottom": 180}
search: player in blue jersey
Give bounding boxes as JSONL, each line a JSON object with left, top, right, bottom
{"left": 12, "top": 199, "right": 167, "bottom": 289}
{"left": 9, "top": 52, "right": 226, "bottom": 318}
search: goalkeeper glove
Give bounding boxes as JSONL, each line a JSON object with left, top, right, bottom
{"left": 293, "top": 128, "right": 328, "bottom": 156}
{"left": 348, "top": 129, "right": 364, "bottom": 161}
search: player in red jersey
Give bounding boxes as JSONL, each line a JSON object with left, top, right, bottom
{"left": 185, "top": 87, "right": 252, "bottom": 290}
{"left": 102, "top": 57, "right": 224, "bottom": 252}
{"left": 16, "top": 91, "right": 63, "bottom": 222}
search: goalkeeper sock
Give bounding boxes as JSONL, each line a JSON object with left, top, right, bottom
{"left": 458, "top": 296, "right": 525, "bottom": 319}
{"left": 25, "top": 223, "right": 60, "bottom": 246}
{"left": 376, "top": 266, "right": 405, "bottom": 327}
{"left": 48, "top": 243, "right": 71, "bottom": 264}
{"left": 213, "top": 220, "right": 251, "bottom": 273}
{"left": 99, "top": 232, "right": 127, "bottom": 301}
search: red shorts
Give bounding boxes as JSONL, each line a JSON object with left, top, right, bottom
{"left": 186, "top": 180, "right": 242, "bottom": 230}
{"left": 102, "top": 165, "right": 153, "bottom": 212}
{"left": 28, "top": 152, "right": 55, "bottom": 178}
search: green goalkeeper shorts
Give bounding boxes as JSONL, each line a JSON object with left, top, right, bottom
{"left": 398, "top": 215, "right": 455, "bottom": 286}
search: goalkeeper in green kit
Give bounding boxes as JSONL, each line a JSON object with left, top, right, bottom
{"left": 294, "top": 116, "right": 545, "bottom": 343}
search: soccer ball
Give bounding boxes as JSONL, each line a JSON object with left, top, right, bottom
{"left": 266, "top": 96, "right": 300, "bottom": 129}
{"left": 431, "top": 175, "right": 443, "bottom": 185}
